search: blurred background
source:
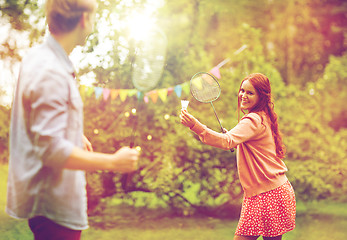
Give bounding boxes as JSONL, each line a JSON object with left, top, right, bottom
{"left": 0, "top": 0, "right": 346, "bottom": 239}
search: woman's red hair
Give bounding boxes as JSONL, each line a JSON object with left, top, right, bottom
{"left": 237, "top": 73, "right": 286, "bottom": 159}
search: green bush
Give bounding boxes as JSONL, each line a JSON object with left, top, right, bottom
{"left": 282, "top": 53, "right": 347, "bottom": 201}
{"left": 0, "top": 105, "right": 10, "bottom": 164}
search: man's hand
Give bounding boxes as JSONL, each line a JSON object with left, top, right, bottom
{"left": 82, "top": 135, "right": 93, "bottom": 152}
{"left": 111, "top": 147, "right": 139, "bottom": 173}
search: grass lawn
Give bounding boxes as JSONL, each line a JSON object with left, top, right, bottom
{"left": 83, "top": 216, "right": 237, "bottom": 240}
{"left": 0, "top": 164, "right": 32, "bottom": 240}
{"left": 1, "top": 164, "right": 347, "bottom": 240}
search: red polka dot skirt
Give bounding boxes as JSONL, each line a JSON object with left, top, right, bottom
{"left": 235, "top": 181, "right": 296, "bottom": 237}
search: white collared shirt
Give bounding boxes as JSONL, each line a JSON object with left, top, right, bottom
{"left": 7, "top": 34, "right": 88, "bottom": 230}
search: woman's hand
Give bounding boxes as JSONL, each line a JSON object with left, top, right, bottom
{"left": 180, "top": 109, "right": 197, "bottom": 128}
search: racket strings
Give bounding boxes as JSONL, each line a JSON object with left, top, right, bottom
{"left": 190, "top": 73, "right": 221, "bottom": 103}
{"left": 132, "top": 29, "right": 167, "bottom": 92}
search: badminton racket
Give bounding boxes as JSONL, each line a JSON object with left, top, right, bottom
{"left": 122, "top": 27, "right": 167, "bottom": 191}
{"left": 131, "top": 27, "right": 167, "bottom": 92}
{"left": 129, "top": 26, "right": 167, "bottom": 147}
{"left": 190, "top": 72, "right": 234, "bottom": 152}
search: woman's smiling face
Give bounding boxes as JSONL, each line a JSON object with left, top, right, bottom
{"left": 239, "top": 80, "right": 259, "bottom": 111}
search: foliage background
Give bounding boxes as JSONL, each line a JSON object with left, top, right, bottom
{"left": 0, "top": 0, "right": 347, "bottom": 218}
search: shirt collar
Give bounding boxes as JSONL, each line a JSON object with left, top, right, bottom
{"left": 46, "top": 34, "right": 76, "bottom": 77}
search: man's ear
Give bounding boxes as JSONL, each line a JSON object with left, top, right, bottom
{"left": 79, "top": 12, "right": 88, "bottom": 28}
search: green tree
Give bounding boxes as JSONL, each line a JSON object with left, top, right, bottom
{"left": 0, "top": 104, "right": 10, "bottom": 163}
{"left": 0, "top": 0, "right": 45, "bottom": 62}
{"left": 262, "top": 0, "right": 347, "bottom": 85}
{"left": 279, "top": 52, "right": 347, "bottom": 201}
{"left": 1, "top": 0, "right": 347, "bottom": 216}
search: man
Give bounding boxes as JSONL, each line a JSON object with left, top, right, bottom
{"left": 6, "top": 0, "right": 139, "bottom": 239}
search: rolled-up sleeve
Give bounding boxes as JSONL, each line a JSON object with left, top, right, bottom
{"left": 190, "top": 113, "right": 264, "bottom": 150}
{"left": 24, "top": 69, "right": 75, "bottom": 168}
{"left": 7, "top": 35, "right": 87, "bottom": 229}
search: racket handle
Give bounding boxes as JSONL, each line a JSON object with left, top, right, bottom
{"left": 221, "top": 127, "right": 235, "bottom": 153}
{"left": 210, "top": 102, "right": 234, "bottom": 153}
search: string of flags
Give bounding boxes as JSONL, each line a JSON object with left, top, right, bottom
{"left": 79, "top": 65, "right": 222, "bottom": 104}
{"left": 79, "top": 45, "right": 247, "bottom": 104}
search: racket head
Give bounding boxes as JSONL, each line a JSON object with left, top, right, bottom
{"left": 190, "top": 72, "right": 221, "bottom": 103}
{"left": 132, "top": 27, "right": 167, "bottom": 92}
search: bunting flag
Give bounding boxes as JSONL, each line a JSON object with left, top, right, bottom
{"left": 79, "top": 53, "right": 241, "bottom": 104}
{"left": 209, "top": 66, "right": 221, "bottom": 79}
{"left": 149, "top": 90, "right": 159, "bottom": 103}
{"left": 119, "top": 89, "right": 128, "bottom": 102}
{"left": 94, "top": 87, "right": 103, "bottom": 99}
{"left": 103, "top": 88, "right": 110, "bottom": 101}
{"left": 79, "top": 85, "right": 87, "bottom": 98}
{"left": 158, "top": 89, "right": 168, "bottom": 102}
{"left": 167, "top": 87, "right": 174, "bottom": 96}
{"left": 181, "top": 82, "right": 190, "bottom": 95}
{"left": 80, "top": 75, "right": 212, "bottom": 104}
{"left": 144, "top": 95, "right": 149, "bottom": 103}
{"left": 191, "top": 76, "right": 203, "bottom": 90}
{"left": 174, "top": 85, "right": 182, "bottom": 97}
{"left": 86, "top": 86, "right": 94, "bottom": 97}
{"left": 110, "top": 89, "right": 119, "bottom": 100}
{"left": 81, "top": 73, "right": 215, "bottom": 104}
{"left": 137, "top": 91, "right": 144, "bottom": 101}
{"left": 128, "top": 89, "right": 137, "bottom": 97}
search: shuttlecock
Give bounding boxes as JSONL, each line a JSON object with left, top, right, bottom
{"left": 181, "top": 100, "right": 189, "bottom": 110}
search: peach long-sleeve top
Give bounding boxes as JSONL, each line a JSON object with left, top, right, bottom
{"left": 190, "top": 111, "right": 288, "bottom": 197}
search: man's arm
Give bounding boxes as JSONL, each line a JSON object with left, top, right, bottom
{"left": 64, "top": 146, "right": 139, "bottom": 173}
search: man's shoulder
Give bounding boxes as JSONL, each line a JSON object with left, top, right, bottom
{"left": 22, "top": 42, "right": 56, "bottom": 66}
{"left": 21, "top": 46, "right": 65, "bottom": 83}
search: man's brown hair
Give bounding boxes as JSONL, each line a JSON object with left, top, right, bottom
{"left": 45, "top": 0, "right": 96, "bottom": 34}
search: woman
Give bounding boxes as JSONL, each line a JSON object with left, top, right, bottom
{"left": 180, "top": 73, "right": 295, "bottom": 240}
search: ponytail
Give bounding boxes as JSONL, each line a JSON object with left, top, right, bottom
{"left": 265, "top": 101, "right": 286, "bottom": 159}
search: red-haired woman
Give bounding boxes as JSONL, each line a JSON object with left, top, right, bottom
{"left": 180, "top": 73, "right": 295, "bottom": 240}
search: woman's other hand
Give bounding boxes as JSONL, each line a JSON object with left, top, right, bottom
{"left": 180, "top": 109, "right": 197, "bottom": 128}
